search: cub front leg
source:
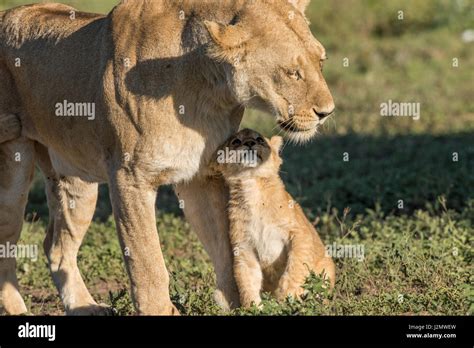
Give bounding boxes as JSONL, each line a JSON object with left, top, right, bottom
{"left": 109, "top": 169, "right": 178, "bottom": 315}
{"left": 233, "top": 247, "right": 264, "bottom": 308}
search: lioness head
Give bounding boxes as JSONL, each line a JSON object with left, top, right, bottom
{"left": 204, "top": 0, "right": 335, "bottom": 143}
{"left": 213, "top": 129, "right": 283, "bottom": 178}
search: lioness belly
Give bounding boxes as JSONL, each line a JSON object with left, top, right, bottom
{"left": 48, "top": 149, "right": 108, "bottom": 183}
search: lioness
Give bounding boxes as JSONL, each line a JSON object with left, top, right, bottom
{"left": 0, "top": 114, "right": 21, "bottom": 144}
{"left": 0, "top": 0, "right": 334, "bottom": 315}
{"left": 212, "top": 129, "right": 335, "bottom": 307}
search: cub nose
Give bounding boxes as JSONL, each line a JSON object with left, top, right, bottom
{"left": 243, "top": 140, "right": 257, "bottom": 148}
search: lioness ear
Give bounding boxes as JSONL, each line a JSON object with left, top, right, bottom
{"left": 270, "top": 136, "right": 284, "bottom": 153}
{"left": 288, "top": 0, "right": 311, "bottom": 14}
{"left": 204, "top": 20, "right": 250, "bottom": 62}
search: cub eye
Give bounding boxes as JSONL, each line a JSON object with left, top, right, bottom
{"left": 288, "top": 69, "right": 303, "bottom": 81}
{"left": 231, "top": 138, "right": 242, "bottom": 146}
{"left": 256, "top": 137, "right": 265, "bottom": 144}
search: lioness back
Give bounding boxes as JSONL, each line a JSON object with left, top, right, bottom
{"left": 0, "top": 3, "right": 104, "bottom": 49}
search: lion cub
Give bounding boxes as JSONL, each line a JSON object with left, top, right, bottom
{"left": 213, "top": 129, "right": 335, "bottom": 307}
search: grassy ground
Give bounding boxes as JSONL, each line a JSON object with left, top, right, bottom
{"left": 17, "top": 201, "right": 473, "bottom": 316}
{"left": 1, "top": 0, "right": 473, "bottom": 315}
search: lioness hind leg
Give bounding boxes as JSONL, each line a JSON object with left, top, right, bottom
{"left": 35, "top": 144, "right": 113, "bottom": 316}
{"left": 0, "top": 114, "right": 21, "bottom": 144}
{"left": 0, "top": 62, "right": 22, "bottom": 145}
{"left": 0, "top": 138, "right": 35, "bottom": 315}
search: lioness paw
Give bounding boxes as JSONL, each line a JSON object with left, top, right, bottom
{"left": 67, "top": 303, "right": 115, "bottom": 316}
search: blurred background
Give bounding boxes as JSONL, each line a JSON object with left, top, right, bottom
{"left": 0, "top": 0, "right": 472, "bottom": 315}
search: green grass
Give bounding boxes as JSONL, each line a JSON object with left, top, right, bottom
{"left": 0, "top": 0, "right": 472, "bottom": 315}
{"left": 17, "top": 201, "right": 473, "bottom": 316}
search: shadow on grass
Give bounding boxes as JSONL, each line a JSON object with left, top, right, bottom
{"left": 282, "top": 131, "right": 474, "bottom": 216}
{"left": 26, "top": 132, "right": 473, "bottom": 221}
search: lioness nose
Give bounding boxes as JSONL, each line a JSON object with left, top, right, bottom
{"left": 244, "top": 140, "right": 256, "bottom": 148}
{"left": 313, "top": 107, "right": 335, "bottom": 120}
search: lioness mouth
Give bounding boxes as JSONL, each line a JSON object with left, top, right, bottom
{"left": 277, "top": 120, "right": 315, "bottom": 133}
{"left": 277, "top": 120, "right": 319, "bottom": 144}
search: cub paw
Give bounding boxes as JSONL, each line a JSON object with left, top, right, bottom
{"left": 275, "top": 286, "right": 305, "bottom": 301}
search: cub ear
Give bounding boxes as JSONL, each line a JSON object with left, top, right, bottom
{"left": 204, "top": 20, "right": 250, "bottom": 62}
{"left": 288, "top": 0, "right": 311, "bottom": 14}
{"left": 270, "top": 136, "right": 284, "bottom": 153}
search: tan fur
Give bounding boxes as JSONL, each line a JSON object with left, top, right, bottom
{"left": 213, "top": 129, "right": 335, "bottom": 307}
{"left": 0, "top": 0, "right": 334, "bottom": 315}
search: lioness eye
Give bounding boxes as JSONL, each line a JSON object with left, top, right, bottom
{"left": 231, "top": 138, "right": 242, "bottom": 146}
{"left": 320, "top": 57, "right": 328, "bottom": 72}
{"left": 288, "top": 69, "right": 302, "bottom": 81}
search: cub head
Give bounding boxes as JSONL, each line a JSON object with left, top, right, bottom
{"left": 204, "top": 0, "right": 335, "bottom": 144}
{"left": 213, "top": 129, "right": 283, "bottom": 178}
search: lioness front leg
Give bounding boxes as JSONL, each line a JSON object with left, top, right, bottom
{"left": 175, "top": 176, "right": 240, "bottom": 310}
{"left": 109, "top": 170, "right": 178, "bottom": 315}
